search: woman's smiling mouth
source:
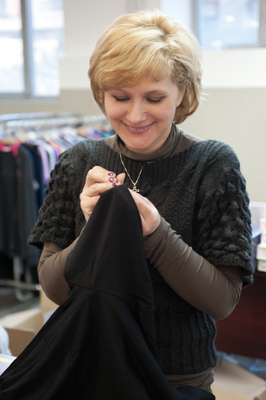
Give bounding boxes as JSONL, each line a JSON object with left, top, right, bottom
{"left": 122, "top": 122, "right": 155, "bottom": 133}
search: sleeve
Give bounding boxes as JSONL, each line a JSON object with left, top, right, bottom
{"left": 144, "top": 217, "right": 243, "bottom": 319}
{"left": 194, "top": 142, "right": 253, "bottom": 284}
{"left": 28, "top": 147, "right": 79, "bottom": 250}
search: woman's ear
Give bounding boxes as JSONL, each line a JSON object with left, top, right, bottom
{"left": 173, "top": 87, "right": 187, "bottom": 124}
{"left": 175, "top": 85, "right": 186, "bottom": 108}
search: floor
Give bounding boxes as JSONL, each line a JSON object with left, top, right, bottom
{"left": 218, "top": 352, "right": 266, "bottom": 381}
{"left": 0, "top": 253, "right": 39, "bottom": 319}
{"left": 0, "top": 287, "right": 39, "bottom": 319}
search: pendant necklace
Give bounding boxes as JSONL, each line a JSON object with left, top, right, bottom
{"left": 119, "top": 153, "right": 144, "bottom": 193}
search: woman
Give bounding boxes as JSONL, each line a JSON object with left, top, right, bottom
{"left": 30, "top": 10, "right": 253, "bottom": 393}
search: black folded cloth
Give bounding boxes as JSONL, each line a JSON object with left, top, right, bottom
{"left": 0, "top": 186, "right": 215, "bottom": 400}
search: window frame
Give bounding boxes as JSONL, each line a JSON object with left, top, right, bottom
{"left": 0, "top": 0, "right": 62, "bottom": 99}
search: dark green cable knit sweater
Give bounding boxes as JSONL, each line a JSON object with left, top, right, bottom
{"left": 29, "top": 132, "right": 252, "bottom": 375}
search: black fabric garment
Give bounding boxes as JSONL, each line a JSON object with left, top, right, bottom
{"left": 0, "top": 151, "right": 18, "bottom": 256}
{"left": 0, "top": 186, "right": 214, "bottom": 399}
{"left": 16, "top": 145, "right": 39, "bottom": 268}
{"left": 25, "top": 143, "right": 45, "bottom": 209}
{"left": 0, "top": 145, "right": 39, "bottom": 271}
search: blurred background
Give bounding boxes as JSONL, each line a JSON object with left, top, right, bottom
{"left": 1, "top": 1, "right": 266, "bottom": 395}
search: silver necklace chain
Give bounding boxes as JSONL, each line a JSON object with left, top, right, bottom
{"left": 119, "top": 153, "right": 144, "bottom": 193}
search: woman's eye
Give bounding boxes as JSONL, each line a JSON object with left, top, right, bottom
{"left": 147, "top": 97, "right": 165, "bottom": 103}
{"left": 111, "top": 95, "right": 165, "bottom": 103}
{"left": 113, "top": 96, "right": 129, "bottom": 102}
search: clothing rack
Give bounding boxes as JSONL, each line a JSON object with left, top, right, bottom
{"left": 0, "top": 112, "right": 106, "bottom": 125}
{"left": 0, "top": 112, "right": 109, "bottom": 137}
{"left": 0, "top": 112, "right": 110, "bottom": 302}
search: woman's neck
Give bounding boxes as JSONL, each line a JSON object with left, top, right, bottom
{"left": 105, "top": 125, "right": 180, "bottom": 161}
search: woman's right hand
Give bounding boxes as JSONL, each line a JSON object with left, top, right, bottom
{"left": 80, "top": 166, "right": 125, "bottom": 221}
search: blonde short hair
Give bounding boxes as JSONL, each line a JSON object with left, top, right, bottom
{"left": 89, "top": 10, "right": 202, "bottom": 124}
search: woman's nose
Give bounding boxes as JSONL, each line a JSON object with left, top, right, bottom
{"left": 126, "top": 101, "right": 146, "bottom": 124}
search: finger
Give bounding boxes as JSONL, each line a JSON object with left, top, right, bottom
{"left": 116, "top": 172, "right": 126, "bottom": 185}
{"left": 129, "top": 189, "right": 160, "bottom": 236}
{"left": 82, "top": 181, "right": 116, "bottom": 197}
{"left": 81, "top": 196, "right": 100, "bottom": 213}
{"left": 80, "top": 195, "right": 100, "bottom": 220}
{"left": 85, "top": 166, "right": 116, "bottom": 187}
{"left": 129, "top": 190, "right": 152, "bottom": 218}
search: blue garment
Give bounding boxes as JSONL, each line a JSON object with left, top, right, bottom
{"left": 0, "top": 327, "right": 11, "bottom": 356}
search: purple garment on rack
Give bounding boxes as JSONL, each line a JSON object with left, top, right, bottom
{"left": 42, "top": 143, "right": 57, "bottom": 172}
{"left": 85, "top": 127, "right": 113, "bottom": 140}
{"left": 37, "top": 144, "right": 50, "bottom": 184}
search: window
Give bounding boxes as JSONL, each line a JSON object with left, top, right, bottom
{"left": 0, "top": 0, "right": 64, "bottom": 97}
{"left": 161, "top": 0, "right": 265, "bottom": 50}
{"left": 195, "top": 0, "right": 261, "bottom": 49}
{"left": 0, "top": 0, "right": 24, "bottom": 93}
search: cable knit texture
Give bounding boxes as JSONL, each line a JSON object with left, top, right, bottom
{"left": 29, "top": 136, "right": 253, "bottom": 375}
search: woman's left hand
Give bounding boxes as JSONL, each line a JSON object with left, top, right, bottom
{"left": 129, "top": 189, "right": 160, "bottom": 236}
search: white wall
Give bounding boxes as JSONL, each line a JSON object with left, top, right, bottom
{"left": 202, "top": 49, "right": 266, "bottom": 88}
{"left": 60, "top": 0, "right": 160, "bottom": 89}
{"left": 61, "top": 0, "right": 127, "bottom": 89}
{"left": 181, "top": 88, "right": 266, "bottom": 202}
{"left": 160, "top": 0, "right": 192, "bottom": 29}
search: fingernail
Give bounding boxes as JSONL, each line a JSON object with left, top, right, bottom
{"left": 109, "top": 177, "right": 115, "bottom": 183}
{"left": 108, "top": 172, "right": 114, "bottom": 176}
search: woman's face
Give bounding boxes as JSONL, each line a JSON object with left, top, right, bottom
{"left": 104, "top": 76, "right": 184, "bottom": 154}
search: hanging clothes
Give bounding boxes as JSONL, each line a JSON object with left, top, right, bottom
{"left": 0, "top": 186, "right": 214, "bottom": 400}
{"left": 16, "top": 144, "right": 40, "bottom": 267}
{"left": 0, "top": 144, "right": 20, "bottom": 257}
{"left": 0, "top": 142, "right": 39, "bottom": 266}
{"left": 0, "top": 113, "right": 112, "bottom": 283}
